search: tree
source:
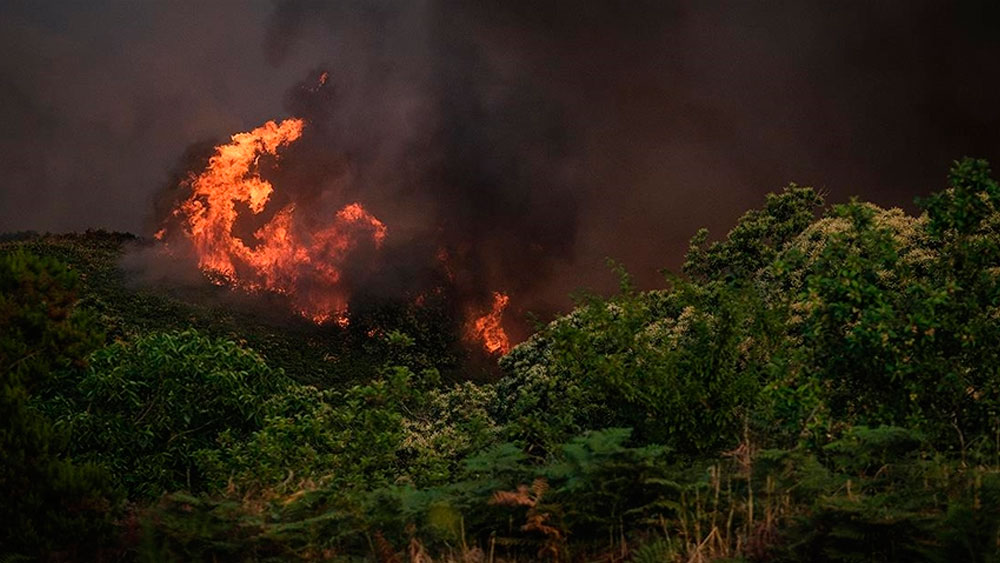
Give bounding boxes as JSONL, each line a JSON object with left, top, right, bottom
{"left": 684, "top": 184, "right": 823, "bottom": 282}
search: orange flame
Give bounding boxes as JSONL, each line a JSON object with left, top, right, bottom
{"left": 470, "top": 292, "right": 511, "bottom": 356}
{"left": 167, "top": 117, "right": 387, "bottom": 324}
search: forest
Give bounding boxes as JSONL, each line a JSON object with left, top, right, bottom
{"left": 4, "top": 158, "right": 1000, "bottom": 561}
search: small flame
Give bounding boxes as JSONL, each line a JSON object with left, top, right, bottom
{"left": 470, "top": 292, "right": 511, "bottom": 356}
{"left": 162, "top": 117, "right": 387, "bottom": 324}
{"left": 436, "top": 247, "right": 455, "bottom": 281}
{"left": 309, "top": 71, "right": 330, "bottom": 91}
{"left": 337, "top": 203, "right": 387, "bottom": 245}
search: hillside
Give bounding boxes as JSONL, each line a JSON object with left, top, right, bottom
{"left": 4, "top": 158, "right": 1000, "bottom": 561}
{"left": 0, "top": 231, "right": 476, "bottom": 389}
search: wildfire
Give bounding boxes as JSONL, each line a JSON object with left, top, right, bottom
{"left": 159, "top": 109, "right": 520, "bottom": 354}
{"left": 164, "top": 117, "right": 387, "bottom": 324}
{"left": 469, "top": 292, "right": 511, "bottom": 356}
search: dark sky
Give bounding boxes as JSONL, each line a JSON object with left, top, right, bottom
{"left": 2, "top": 0, "right": 999, "bottom": 299}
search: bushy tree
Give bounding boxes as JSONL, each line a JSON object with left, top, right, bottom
{"left": 763, "top": 160, "right": 1000, "bottom": 453}
{"left": 684, "top": 184, "right": 823, "bottom": 282}
{"left": 496, "top": 268, "right": 770, "bottom": 457}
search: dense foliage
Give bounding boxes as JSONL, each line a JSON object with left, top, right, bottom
{"left": 5, "top": 158, "right": 1000, "bottom": 561}
{"left": 0, "top": 251, "right": 115, "bottom": 557}
{"left": 40, "top": 330, "right": 293, "bottom": 497}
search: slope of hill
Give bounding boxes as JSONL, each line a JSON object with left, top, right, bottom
{"left": 4, "top": 158, "right": 1000, "bottom": 561}
{"left": 0, "top": 231, "right": 469, "bottom": 388}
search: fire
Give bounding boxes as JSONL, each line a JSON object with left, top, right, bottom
{"left": 308, "top": 71, "right": 330, "bottom": 92}
{"left": 470, "top": 292, "right": 511, "bottom": 356}
{"left": 159, "top": 111, "right": 521, "bottom": 353}
{"left": 164, "top": 117, "right": 387, "bottom": 324}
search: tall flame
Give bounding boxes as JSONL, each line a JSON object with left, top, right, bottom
{"left": 167, "top": 117, "right": 387, "bottom": 324}
{"left": 470, "top": 292, "right": 511, "bottom": 356}
{"left": 162, "top": 113, "right": 521, "bottom": 353}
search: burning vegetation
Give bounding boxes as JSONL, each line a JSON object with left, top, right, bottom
{"left": 154, "top": 92, "right": 514, "bottom": 355}
{"left": 158, "top": 118, "right": 388, "bottom": 327}
{"left": 469, "top": 291, "right": 511, "bottom": 355}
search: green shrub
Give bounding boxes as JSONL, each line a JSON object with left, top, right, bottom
{"left": 48, "top": 329, "right": 292, "bottom": 498}
{"left": 0, "top": 250, "right": 116, "bottom": 557}
{"left": 200, "top": 366, "right": 416, "bottom": 493}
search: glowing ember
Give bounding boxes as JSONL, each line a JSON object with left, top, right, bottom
{"left": 164, "top": 117, "right": 387, "bottom": 323}
{"left": 470, "top": 292, "right": 511, "bottom": 355}
{"left": 308, "top": 71, "right": 330, "bottom": 92}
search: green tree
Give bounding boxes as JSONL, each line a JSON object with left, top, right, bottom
{"left": 497, "top": 269, "right": 768, "bottom": 457}
{"left": 745, "top": 158, "right": 1000, "bottom": 459}
{"left": 684, "top": 184, "right": 823, "bottom": 282}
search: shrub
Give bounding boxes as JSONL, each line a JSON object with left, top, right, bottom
{"left": 0, "top": 250, "right": 115, "bottom": 557}
{"left": 49, "top": 329, "right": 292, "bottom": 498}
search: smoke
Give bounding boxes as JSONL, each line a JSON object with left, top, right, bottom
{"left": 0, "top": 1, "right": 306, "bottom": 234}
{"left": 242, "top": 0, "right": 1000, "bottom": 322}
{"left": 3, "top": 0, "right": 1000, "bottom": 322}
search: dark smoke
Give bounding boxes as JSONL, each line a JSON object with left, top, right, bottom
{"left": 265, "top": 3, "right": 590, "bottom": 323}
{"left": 250, "top": 0, "right": 1000, "bottom": 325}
{"left": 3, "top": 0, "right": 1000, "bottom": 324}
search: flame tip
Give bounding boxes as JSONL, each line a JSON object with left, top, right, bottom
{"left": 469, "top": 291, "right": 511, "bottom": 356}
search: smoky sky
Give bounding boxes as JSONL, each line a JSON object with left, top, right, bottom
{"left": 2, "top": 0, "right": 1000, "bottom": 307}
